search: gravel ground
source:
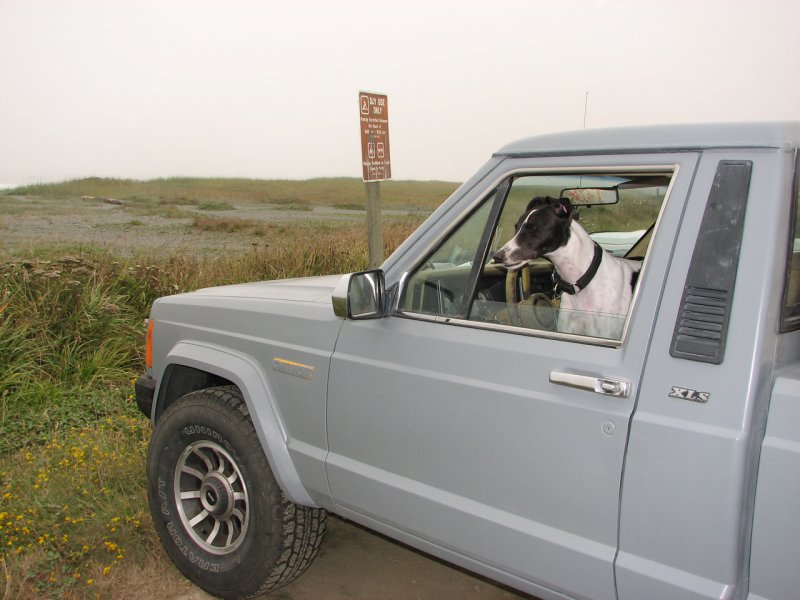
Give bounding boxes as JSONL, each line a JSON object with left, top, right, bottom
{"left": 0, "top": 195, "right": 426, "bottom": 257}
{"left": 175, "top": 516, "right": 534, "bottom": 600}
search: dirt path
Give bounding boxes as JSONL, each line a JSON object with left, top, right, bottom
{"left": 0, "top": 195, "right": 424, "bottom": 257}
{"left": 175, "top": 516, "right": 535, "bottom": 600}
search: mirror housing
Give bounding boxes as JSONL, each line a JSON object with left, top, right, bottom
{"left": 331, "top": 269, "right": 388, "bottom": 319}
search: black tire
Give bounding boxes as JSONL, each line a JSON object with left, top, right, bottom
{"left": 146, "top": 385, "right": 326, "bottom": 599}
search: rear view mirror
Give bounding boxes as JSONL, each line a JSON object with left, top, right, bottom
{"left": 560, "top": 187, "right": 619, "bottom": 206}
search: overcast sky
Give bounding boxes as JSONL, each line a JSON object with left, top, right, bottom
{"left": 1, "top": 0, "right": 799, "bottom": 185}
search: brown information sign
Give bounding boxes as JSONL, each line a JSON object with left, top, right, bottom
{"left": 359, "top": 92, "right": 391, "bottom": 181}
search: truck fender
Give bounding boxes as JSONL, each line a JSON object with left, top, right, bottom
{"left": 154, "top": 340, "right": 317, "bottom": 507}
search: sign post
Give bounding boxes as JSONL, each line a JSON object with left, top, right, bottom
{"left": 359, "top": 91, "right": 391, "bottom": 268}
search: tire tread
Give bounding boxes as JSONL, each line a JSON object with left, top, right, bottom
{"left": 148, "top": 385, "right": 326, "bottom": 599}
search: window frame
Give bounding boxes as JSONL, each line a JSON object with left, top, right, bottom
{"left": 779, "top": 149, "right": 800, "bottom": 333}
{"left": 394, "top": 164, "right": 680, "bottom": 347}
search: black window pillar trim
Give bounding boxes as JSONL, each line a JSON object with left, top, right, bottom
{"left": 460, "top": 178, "right": 513, "bottom": 317}
{"left": 779, "top": 148, "right": 800, "bottom": 333}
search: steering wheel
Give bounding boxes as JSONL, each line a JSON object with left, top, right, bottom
{"left": 505, "top": 263, "right": 531, "bottom": 305}
{"left": 504, "top": 263, "right": 557, "bottom": 331}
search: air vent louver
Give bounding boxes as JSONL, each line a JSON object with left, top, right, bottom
{"left": 672, "top": 287, "right": 728, "bottom": 362}
{"left": 670, "top": 161, "right": 752, "bottom": 364}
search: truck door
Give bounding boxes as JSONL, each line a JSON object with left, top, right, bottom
{"left": 326, "top": 153, "right": 698, "bottom": 600}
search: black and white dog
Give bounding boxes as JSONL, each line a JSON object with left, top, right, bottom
{"left": 492, "top": 196, "right": 641, "bottom": 339}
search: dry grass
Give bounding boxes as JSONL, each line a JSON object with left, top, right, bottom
{"left": 192, "top": 214, "right": 261, "bottom": 233}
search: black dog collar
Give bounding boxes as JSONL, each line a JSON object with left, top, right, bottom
{"left": 553, "top": 242, "right": 603, "bottom": 295}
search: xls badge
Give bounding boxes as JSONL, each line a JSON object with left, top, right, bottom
{"left": 669, "top": 386, "right": 710, "bottom": 403}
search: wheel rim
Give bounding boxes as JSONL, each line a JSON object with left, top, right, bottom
{"left": 173, "top": 440, "right": 250, "bottom": 555}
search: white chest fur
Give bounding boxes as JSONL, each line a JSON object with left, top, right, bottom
{"left": 547, "top": 222, "right": 640, "bottom": 339}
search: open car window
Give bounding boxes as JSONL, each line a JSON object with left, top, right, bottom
{"left": 399, "top": 170, "right": 673, "bottom": 342}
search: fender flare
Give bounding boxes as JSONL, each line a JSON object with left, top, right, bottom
{"left": 154, "top": 340, "right": 317, "bottom": 507}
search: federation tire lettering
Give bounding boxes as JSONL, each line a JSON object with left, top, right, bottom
{"left": 147, "top": 385, "right": 326, "bottom": 599}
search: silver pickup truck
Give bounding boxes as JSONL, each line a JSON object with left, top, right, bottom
{"left": 136, "top": 122, "right": 800, "bottom": 600}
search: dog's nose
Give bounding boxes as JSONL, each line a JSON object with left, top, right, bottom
{"left": 492, "top": 249, "right": 506, "bottom": 263}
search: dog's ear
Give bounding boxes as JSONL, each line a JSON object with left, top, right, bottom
{"left": 525, "top": 197, "right": 543, "bottom": 212}
{"left": 555, "top": 198, "right": 572, "bottom": 219}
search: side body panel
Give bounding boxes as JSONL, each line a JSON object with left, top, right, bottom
{"left": 747, "top": 362, "right": 800, "bottom": 600}
{"left": 616, "top": 148, "right": 793, "bottom": 599}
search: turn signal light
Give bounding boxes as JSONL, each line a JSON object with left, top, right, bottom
{"left": 145, "top": 319, "right": 154, "bottom": 369}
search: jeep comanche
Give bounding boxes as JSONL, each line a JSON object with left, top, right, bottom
{"left": 136, "top": 122, "right": 800, "bottom": 600}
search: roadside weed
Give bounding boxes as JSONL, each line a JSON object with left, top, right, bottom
{"left": 0, "top": 414, "right": 152, "bottom": 598}
{"left": 0, "top": 211, "right": 422, "bottom": 598}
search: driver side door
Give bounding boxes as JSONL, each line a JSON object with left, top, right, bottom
{"left": 325, "top": 155, "right": 696, "bottom": 599}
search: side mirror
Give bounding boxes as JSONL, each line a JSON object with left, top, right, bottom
{"left": 332, "top": 269, "right": 387, "bottom": 319}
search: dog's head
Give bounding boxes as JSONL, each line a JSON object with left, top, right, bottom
{"left": 492, "top": 196, "right": 573, "bottom": 269}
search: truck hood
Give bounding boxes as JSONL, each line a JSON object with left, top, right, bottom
{"left": 186, "top": 274, "right": 345, "bottom": 304}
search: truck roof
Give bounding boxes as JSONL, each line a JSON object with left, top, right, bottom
{"left": 496, "top": 121, "right": 800, "bottom": 157}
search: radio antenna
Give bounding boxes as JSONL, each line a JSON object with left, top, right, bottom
{"left": 583, "top": 91, "right": 589, "bottom": 129}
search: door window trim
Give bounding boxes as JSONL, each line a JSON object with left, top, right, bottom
{"left": 393, "top": 163, "right": 681, "bottom": 347}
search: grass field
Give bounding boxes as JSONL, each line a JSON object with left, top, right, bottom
{"left": 6, "top": 176, "right": 457, "bottom": 211}
{"left": 0, "top": 177, "right": 455, "bottom": 599}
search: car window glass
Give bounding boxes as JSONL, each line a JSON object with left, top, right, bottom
{"left": 401, "top": 171, "right": 671, "bottom": 342}
{"left": 400, "top": 198, "right": 494, "bottom": 318}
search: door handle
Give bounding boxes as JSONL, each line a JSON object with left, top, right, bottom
{"left": 549, "top": 371, "right": 632, "bottom": 398}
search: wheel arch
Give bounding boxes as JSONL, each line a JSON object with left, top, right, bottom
{"left": 154, "top": 363, "right": 234, "bottom": 421}
{"left": 152, "top": 340, "right": 317, "bottom": 507}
